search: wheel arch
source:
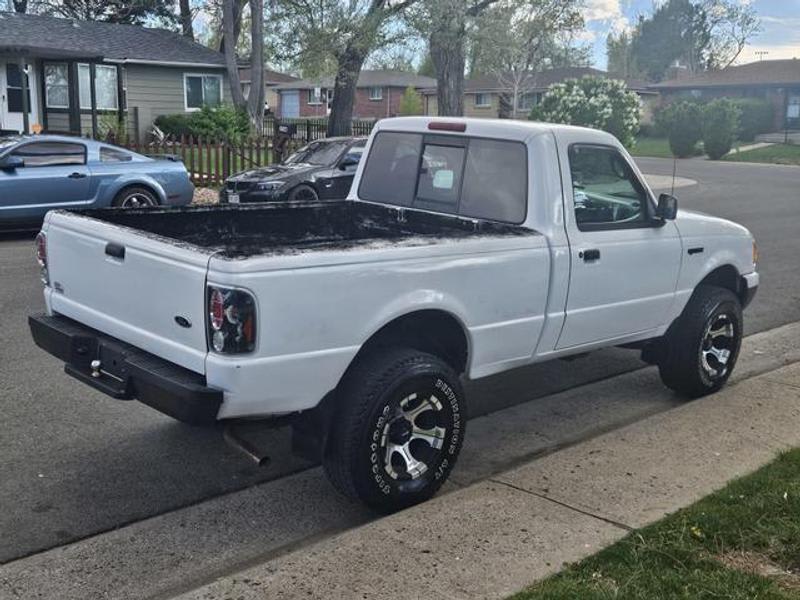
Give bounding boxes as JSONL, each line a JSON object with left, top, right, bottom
{"left": 108, "top": 176, "right": 166, "bottom": 206}
{"left": 696, "top": 264, "right": 747, "bottom": 304}
{"left": 353, "top": 309, "right": 471, "bottom": 376}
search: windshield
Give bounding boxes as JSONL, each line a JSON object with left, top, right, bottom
{"left": 0, "top": 136, "right": 21, "bottom": 154}
{"left": 285, "top": 140, "right": 349, "bottom": 166}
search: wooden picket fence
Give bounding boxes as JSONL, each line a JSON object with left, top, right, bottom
{"left": 124, "top": 135, "right": 306, "bottom": 187}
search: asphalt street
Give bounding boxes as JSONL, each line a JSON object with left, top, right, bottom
{"left": 0, "top": 156, "right": 797, "bottom": 568}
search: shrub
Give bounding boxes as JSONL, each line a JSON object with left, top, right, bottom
{"left": 703, "top": 98, "right": 741, "bottom": 160}
{"left": 733, "top": 98, "right": 774, "bottom": 142}
{"left": 188, "top": 104, "right": 251, "bottom": 141}
{"left": 398, "top": 86, "right": 423, "bottom": 116}
{"left": 153, "top": 105, "right": 251, "bottom": 141}
{"left": 530, "top": 76, "right": 641, "bottom": 147}
{"left": 153, "top": 113, "right": 193, "bottom": 138}
{"left": 655, "top": 100, "right": 704, "bottom": 158}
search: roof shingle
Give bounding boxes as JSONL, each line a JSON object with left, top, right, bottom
{"left": 0, "top": 11, "right": 225, "bottom": 66}
{"left": 653, "top": 60, "right": 800, "bottom": 89}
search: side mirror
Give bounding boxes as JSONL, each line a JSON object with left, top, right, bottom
{"left": 0, "top": 155, "right": 23, "bottom": 171}
{"left": 656, "top": 193, "right": 678, "bottom": 220}
{"left": 338, "top": 156, "right": 359, "bottom": 170}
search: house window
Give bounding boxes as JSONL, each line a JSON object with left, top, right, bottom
{"left": 368, "top": 86, "right": 383, "bottom": 100}
{"left": 5, "top": 63, "right": 31, "bottom": 113}
{"left": 184, "top": 74, "right": 222, "bottom": 110}
{"left": 308, "top": 88, "right": 323, "bottom": 105}
{"left": 516, "top": 93, "right": 538, "bottom": 111}
{"left": 44, "top": 63, "right": 69, "bottom": 109}
{"left": 474, "top": 93, "right": 491, "bottom": 107}
{"left": 78, "top": 64, "right": 119, "bottom": 110}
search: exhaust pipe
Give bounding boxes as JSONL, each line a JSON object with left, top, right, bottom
{"left": 223, "top": 424, "right": 270, "bottom": 467}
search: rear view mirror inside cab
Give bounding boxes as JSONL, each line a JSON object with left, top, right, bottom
{"left": 433, "top": 169, "right": 454, "bottom": 189}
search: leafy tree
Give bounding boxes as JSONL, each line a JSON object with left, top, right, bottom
{"left": 398, "top": 86, "right": 423, "bottom": 115}
{"left": 655, "top": 100, "right": 704, "bottom": 157}
{"left": 530, "top": 76, "right": 641, "bottom": 147}
{"left": 417, "top": 51, "right": 435, "bottom": 77}
{"left": 468, "top": 0, "right": 583, "bottom": 119}
{"left": 221, "top": 0, "right": 265, "bottom": 132}
{"left": 269, "top": 0, "right": 417, "bottom": 136}
{"left": 41, "top": 0, "right": 176, "bottom": 25}
{"left": 702, "top": 98, "right": 740, "bottom": 159}
{"left": 606, "top": 31, "right": 638, "bottom": 78}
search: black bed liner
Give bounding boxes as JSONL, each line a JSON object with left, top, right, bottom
{"left": 73, "top": 201, "right": 534, "bottom": 259}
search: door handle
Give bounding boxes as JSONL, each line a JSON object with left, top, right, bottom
{"left": 68, "top": 172, "right": 87, "bottom": 179}
{"left": 105, "top": 242, "right": 125, "bottom": 260}
{"left": 579, "top": 249, "right": 601, "bottom": 262}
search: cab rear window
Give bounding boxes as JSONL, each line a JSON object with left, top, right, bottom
{"left": 358, "top": 131, "right": 527, "bottom": 224}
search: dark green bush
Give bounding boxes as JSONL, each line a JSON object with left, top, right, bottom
{"left": 153, "top": 113, "right": 193, "bottom": 137}
{"left": 732, "top": 98, "right": 774, "bottom": 142}
{"left": 154, "top": 105, "right": 251, "bottom": 141}
{"left": 655, "top": 100, "right": 704, "bottom": 158}
{"left": 703, "top": 98, "right": 741, "bottom": 160}
{"left": 188, "top": 104, "right": 251, "bottom": 141}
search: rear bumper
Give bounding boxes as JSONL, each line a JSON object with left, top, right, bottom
{"left": 29, "top": 313, "right": 222, "bottom": 425}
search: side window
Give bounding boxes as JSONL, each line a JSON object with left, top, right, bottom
{"left": 415, "top": 143, "right": 465, "bottom": 210}
{"left": 11, "top": 142, "right": 86, "bottom": 167}
{"left": 340, "top": 147, "right": 364, "bottom": 170}
{"left": 460, "top": 139, "right": 526, "bottom": 223}
{"left": 568, "top": 145, "right": 648, "bottom": 229}
{"left": 100, "top": 146, "right": 133, "bottom": 163}
{"left": 359, "top": 132, "right": 422, "bottom": 206}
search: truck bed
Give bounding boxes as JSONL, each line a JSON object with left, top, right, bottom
{"left": 72, "top": 201, "right": 533, "bottom": 259}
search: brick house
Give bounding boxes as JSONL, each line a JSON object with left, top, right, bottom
{"left": 274, "top": 70, "right": 435, "bottom": 119}
{"left": 420, "top": 67, "right": 658, "bottom": 123}
{"left": 652, "top": 59, "right": 800, "bottom": 131}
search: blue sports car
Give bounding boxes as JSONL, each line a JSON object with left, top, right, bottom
{"left": 0, "top": 135, "right": 194, "bottom": 227}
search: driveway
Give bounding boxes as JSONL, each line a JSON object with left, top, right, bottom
{"left": 0, "top": 156, "right": 797, "bottom": 567}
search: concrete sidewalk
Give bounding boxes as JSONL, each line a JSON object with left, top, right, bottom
{"left": 175, "top": 363, "right": 800, "bottom": 600}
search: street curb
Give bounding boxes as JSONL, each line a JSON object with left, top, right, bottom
{"left": 172, "top": 362, "right": 800, "bottom": 599}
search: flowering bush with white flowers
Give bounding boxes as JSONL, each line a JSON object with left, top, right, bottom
{"left": 530, "top": 76, "right": 641, "bottom": 147}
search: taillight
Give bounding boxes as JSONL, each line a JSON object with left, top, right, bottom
{"left": 35, "top": 231, "right": 49, "bottom": 285}
{"left": 207, "top": 286, "right": 257, "bottom": 354}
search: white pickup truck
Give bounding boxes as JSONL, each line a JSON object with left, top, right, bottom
{"left": 30, "top": 117, "right": 758, "bottom": 511}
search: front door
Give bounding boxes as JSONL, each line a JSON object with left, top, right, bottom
{"left": 556, "top": 140, "right": 683, "bottom": 349}
{"left": 0, "top": 61, "right": 38, "bottom": 134}
{"left": 0, "top": 140, "right": 91, "bottom": 221}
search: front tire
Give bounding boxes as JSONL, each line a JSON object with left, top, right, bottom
{"left": 323, "top": 347, "right": 466, "bottom": 512}
{"left": 658, "top": 285, "right": 743, "bottom": 398}
{"left": 287, "top": 184, "right": 318, "bottom": 202}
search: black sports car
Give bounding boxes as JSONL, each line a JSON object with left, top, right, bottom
{"left": 220, "top": 136, "right": 367, "bottom": 204}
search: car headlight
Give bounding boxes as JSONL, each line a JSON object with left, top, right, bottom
{"left": 255, "top": 181, "right": 286, "bottom": 192}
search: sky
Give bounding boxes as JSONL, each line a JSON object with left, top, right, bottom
{"left": 585, "top": 0, "right": 800, "bottom": 69}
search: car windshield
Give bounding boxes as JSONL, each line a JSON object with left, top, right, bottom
{"left": 0, "top": 136, "right": 21, "bottom": 152}
{"left": 285, "top": 140, "right": 348, "bottom": 166}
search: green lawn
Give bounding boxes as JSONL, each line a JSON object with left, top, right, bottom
{"left": 629, "top": 137, "right": 675, "bottom": 159}
{"left": 511, "top": 449, "right": 800, "bottom": 600}
{"left": 722, "top": 144, "right": 800, "bottom": 166}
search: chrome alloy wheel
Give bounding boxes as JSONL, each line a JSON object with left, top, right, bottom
{"left": 700, "top": 313, "right": 736, "bottom": 379}
{"left": 380, "top": 392, "right": 446, "bottom": 481}
{"left": 121, "top": 193, "right": 156, "bottom": 208}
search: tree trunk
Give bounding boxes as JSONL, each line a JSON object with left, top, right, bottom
{"left": 218, "top": 0, "right": 245, "bottom": 56}
{"left": 429, "top": 15, "right": 466, "bottom": 116}
{"left": 179, "top": 0, "right": 194, "bottom": 40}
{"left": 247, "top": 0, "right": 266, "bottom": 133}
{"left": 12, "top": 0, "right": 27, "bottom": 12}
{"left": 327, "top": 47, "right": 367, "bottom": 137}
{"left": 222, "top": 0, "right": 247, "bottom": 110}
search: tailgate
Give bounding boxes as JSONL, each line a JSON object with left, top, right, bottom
{"left": 44, "top": 212, "right": 210, "bottom": 374}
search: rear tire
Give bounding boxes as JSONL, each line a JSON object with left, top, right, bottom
{"left": 287, "top": 184, "right": 318, "bottom": 202}
{"left": 323, "top": 347, "right": 466, "bottom": 512}
{"left": 112, "top": 186, "right": 158, "bottom": 208}
{"left": 658, "top": 285, "right": 743, "bottom": 398}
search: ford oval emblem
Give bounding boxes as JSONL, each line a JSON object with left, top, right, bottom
{"left": 174, "top": 316, "right": 192, "bottom": 328}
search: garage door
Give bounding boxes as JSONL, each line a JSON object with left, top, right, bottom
{"left": 281, "top": 91, "right": 299, "bottom": 118}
